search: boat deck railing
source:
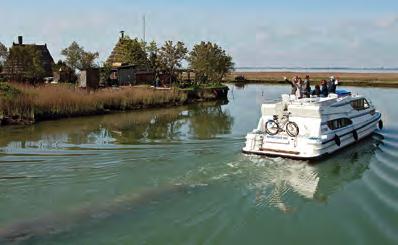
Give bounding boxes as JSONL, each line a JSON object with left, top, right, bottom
{"left": 263, "top": 92, "right": 356, "bottom": 107}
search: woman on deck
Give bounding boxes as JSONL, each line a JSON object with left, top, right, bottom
{"left": 312, "top": 84, "right": 321, "bottom": 97}
{"left": 284, "top": 76, "right": 298, "bottom": 95}
{"left": 321, "top": 80, "right": 329, "bottom": 97}
{"left": 295, "top": 77, "right": 304, "bottom": 99}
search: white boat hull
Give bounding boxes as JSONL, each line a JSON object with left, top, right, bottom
{"left": 243, "top": 112, "right": 382, "bottom": 160}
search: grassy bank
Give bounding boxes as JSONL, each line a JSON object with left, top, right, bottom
{"left": 0, "top": 83, "right": 229, "bottom": 126}
{"left": 226, "top": 72, "right": 398, "bottom": 87}
{"left": 0, "top": 83, "right": 188, "bottom": 125}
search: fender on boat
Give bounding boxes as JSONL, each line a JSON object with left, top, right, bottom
{"left": 352, "top": 130, "right": 359, "bottom": 141}
{"left": 334, "top": 134, "right": 341, "bottom": 147}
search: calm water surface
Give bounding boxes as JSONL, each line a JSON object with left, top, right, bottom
{"left": 0, "top": 84, "right": 397, "bottom": 244}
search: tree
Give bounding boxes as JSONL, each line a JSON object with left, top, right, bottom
{"left": 157, "top": 41, "right": 188, "bottom": 84}
{"left": 0, "top": 42, "right": 8, "bottom": 72}
{"left": 188, "top": 41, "right": 234, "bottom": 84}
{"left": 100, "top": 62, "right": 113, "bottom": 86}
{"left": 53, "top": 60, "right": 77, "bottom": 83}
{"left": 146, "top": 41, "right": 159, "bottom": 71}
{"left": 61, "top": 41, "right": 99, "bottom": 70}
{"left": 81, "top": 52, "right": 99, "bottom": 70}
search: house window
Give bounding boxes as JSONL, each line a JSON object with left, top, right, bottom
{"left": 327, "top": 118, "right": 353, "bottom": 130}
{"left": 351, "top": 98, "right": 369, "bottom": 110}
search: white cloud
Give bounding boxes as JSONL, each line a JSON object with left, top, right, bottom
{"left": 229, "top": 17, "right": 398, "bottom": 67}
{"left": 375, "top": 16, "right": 398, "bottom": 29}
{"left": 1, "top": 4, "right": 398, "bottom": 68}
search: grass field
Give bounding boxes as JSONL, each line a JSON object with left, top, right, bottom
{"left": 226, "top": 72, "right": 398, "bottom": 87}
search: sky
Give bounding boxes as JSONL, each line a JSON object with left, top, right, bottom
{"left": 1, "top": 0, "right": 398, "bottom": 67}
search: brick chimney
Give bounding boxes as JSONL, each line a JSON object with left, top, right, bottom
{"left": 18, "top": 36, "right": 23, "bottom": 45}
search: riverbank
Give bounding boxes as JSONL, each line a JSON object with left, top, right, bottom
{"left": 226, "top": 72, "right": 398, "bottom": 87}
{"left": 0, "top": 83, "right": 228, "bottom": 126}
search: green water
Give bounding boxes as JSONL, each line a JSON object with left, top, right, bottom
{"left": 0, "top": 84, "right": 397, "bottom": 245}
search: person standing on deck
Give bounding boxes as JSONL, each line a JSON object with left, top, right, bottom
{"left": 302, "top": 75, "right": 311, "bottom": 98}
{"left": 334, "top": 77, "right": 340, "bottom": 92}
{"left": 321, "top": 80, "right": 329, "bottom": 97}
{"left": 295, "top": 77, "right": 304, "bottom": 99}
{"left": 312, "top": 84, "right": 321, "bottom": 97}
{"left": 284, "top": 76, "right": 298, "bottom": 95}
{"left": 327, "top": 76, "right": 337, "bottom": 93}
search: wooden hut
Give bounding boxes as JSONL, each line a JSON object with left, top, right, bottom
{"left": 53, "top": 67, "right": 77, "bottom": 83}
{"left": 106, "top": 32, "right": 132, "bottom": 67}
{"left": 79, "top": 68, "right": 100, "bottom": 89}
{"left": 115, "top": 65, "right": 135, "bottom": 86}
{"left": 108, "top": 64, "right": 156, "bottom": 86}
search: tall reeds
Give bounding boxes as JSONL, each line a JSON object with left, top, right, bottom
{"left": 0, "top": 83, "right": 187, "bottom": 123}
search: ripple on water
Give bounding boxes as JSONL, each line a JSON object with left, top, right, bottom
{"left": 346, "top": 127, "right": 398, "bottom": 243}
{"left": 351, "top": 184, "right": 398, "bottom": 243}
{"left": 0, "top": 89, "right": 397, "bottom": 244}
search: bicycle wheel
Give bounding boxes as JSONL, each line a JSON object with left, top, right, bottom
{"left": 265, "top": 120, "right": 280, "bottom": 135}
{"left": 286, "top": 121, "right": 299, "bottom": 137}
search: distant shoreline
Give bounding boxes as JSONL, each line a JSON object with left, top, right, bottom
{"left": 226, "top": 71, "right": 398, "bottom": 88}
{"left": 235, "top": 67, "right": 398, "bottom": 74}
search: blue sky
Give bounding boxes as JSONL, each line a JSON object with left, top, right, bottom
{"left": 1, "top": 0, "right": 398, "bottom": 67}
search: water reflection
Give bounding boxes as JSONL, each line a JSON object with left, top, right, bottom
{"left": 188, "top": 104, "right": 234, "bottom": 139}
{"left": 0, "top": 100, "right": 233, "bottom": 151}
{"left": 1, "top": 84, "right": 397, "bottom": 244}
{"left": 244, "top": 134, "right": 382, "bottom": 212}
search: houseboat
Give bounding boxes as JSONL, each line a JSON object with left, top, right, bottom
{"left": 243, "top": 91, "right": 383, "bottom": 159}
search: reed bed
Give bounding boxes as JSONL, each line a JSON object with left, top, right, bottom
{"left": 0, "top": 83, "right": 187, "bottom": 123}
{"left": 226, "top": 71, "right": 398, "bottom": 87}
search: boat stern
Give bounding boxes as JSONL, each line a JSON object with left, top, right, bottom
{"left": 243, "top": 131, "right": 324, "bottom": 159}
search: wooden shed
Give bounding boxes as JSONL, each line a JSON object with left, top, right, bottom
{"left": 79, "top": 68, "right": 100, "bottom": 89}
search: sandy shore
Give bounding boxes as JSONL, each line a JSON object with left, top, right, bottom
{"left": 226, "top": 72, "right": 398, "bottom": 87}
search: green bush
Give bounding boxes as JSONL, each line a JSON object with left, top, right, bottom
{"left": 0, "top": 82, "right": 21, "bottom": 98}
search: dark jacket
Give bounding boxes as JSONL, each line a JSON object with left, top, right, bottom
{"left": 321, "top": 85, "right": 329, "bottom": 97}
{"left": 303, "top": 79, "right": 311, "bottom": 97}
{"left": 311, "top": 86, "right": 321, "bottom": 97}
{"left": 327, "top": 79, "right": 337, "bottom": 93}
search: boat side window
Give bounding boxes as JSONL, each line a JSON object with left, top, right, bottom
{"left": 327, "top": 118, "right": 353, "bottom": 130}
{"left": 364, "top": 99, "right": 369, "bottom": 109}
{"left": 351, "top": 98, "right": 369, "bottom": 110}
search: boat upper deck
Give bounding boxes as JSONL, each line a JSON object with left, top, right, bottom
{"left": 261, "top": 92, "right": 370, "bottom": 118}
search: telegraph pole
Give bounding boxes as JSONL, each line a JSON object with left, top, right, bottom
{"left": 143, "top": 14, "right": 146, "bottom": 43}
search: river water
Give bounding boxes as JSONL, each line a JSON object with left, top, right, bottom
{"left": 0, "top": 84, "right": 397, "bottom": 244}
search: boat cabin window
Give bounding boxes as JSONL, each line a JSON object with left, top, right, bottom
{"left": 351, "top": 98, "right": 369, "bottom": 110}
{"left": 327, "top": 118, "right": 353, "bottom": 130}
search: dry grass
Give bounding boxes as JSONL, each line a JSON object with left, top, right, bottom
{"left": 0, "top": 84, "right": 187, "bottom": 122}
{"left": 226, "top": 71, "right": 398, "bottom": 86}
